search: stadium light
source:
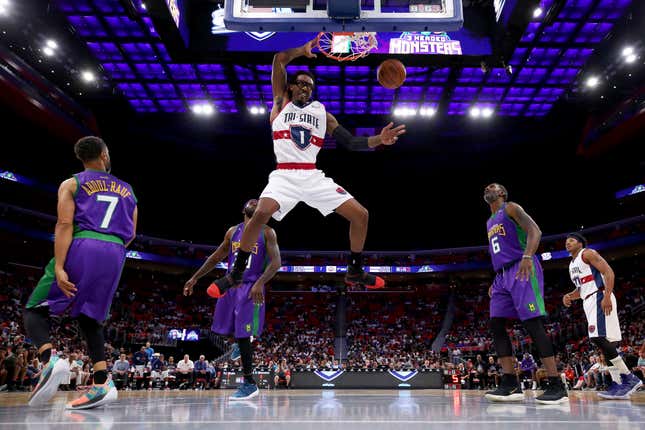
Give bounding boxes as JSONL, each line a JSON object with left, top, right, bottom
{"left": 622, "top": 46, "right": 634, "bottom": 57}
{"left": 81, "top": 70, "right": 96, "bottom": 83}
{"left": 46, "top": 39, "right": 58, "bottom": 50}
{"left": 141, "top": 2, "right": 147, "bottom": 10}
{"left": 625, "top": 54, "right": 636, "bottom": 64}
{"left": 419, "top": 107, "right": 436, "bottom": 117}
{"left": 481, "top": 107, "right": 494, "bottom": 118}
{"left": 192, "top": 103, "right": 214, "bottom": 116}
{"left": 0, "top": 0, "right": 9, "bottom": 16}
{"left": 43, "top": 47, "right": 55, "bottom": 57}
{"left": 469, "top": 107, "right": 481, "bottom": 118}
{"left": 249, "top": 106, "right": 266, "bottom": 115}
{"left": 585, "top": 76, "right": 599, "bottom": 88}
{"left": 533, "top": 7, "right": 543, "bottom": 18}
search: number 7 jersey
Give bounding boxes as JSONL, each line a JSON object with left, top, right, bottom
{"left": 73, "top": 170, "right": 137, "bottom": 244}
{"left": 486, "top": 203, "right": 527, "bottom": 271}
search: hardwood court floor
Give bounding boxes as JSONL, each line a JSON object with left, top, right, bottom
{"left": 1, "top": 389, "right": 644, "bottom": 429}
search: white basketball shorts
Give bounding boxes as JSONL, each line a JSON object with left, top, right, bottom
{"left": 259, "top": 169, "right": 353, "bottom": 221}
{"left": 583, "top": 291, "right": 621, "bottom": 342}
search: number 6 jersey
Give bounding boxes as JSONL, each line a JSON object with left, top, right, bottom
{"left": 73, "top": 170, "right": 137, "bottom": 244}
{"left": 486, "top": 203, "right": 527, "bottom": 271}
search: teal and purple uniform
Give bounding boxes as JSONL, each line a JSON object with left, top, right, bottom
{"left": 487, "top": 203, "right": 545, "bottom": 321}
{"left": 27, "top": 170, "right": 136, "bottom": 322}
{"left": 211, "top": 223, "right": 267, "bottom": 338}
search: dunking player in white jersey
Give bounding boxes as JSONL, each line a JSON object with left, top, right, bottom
{"left": 210, "top": 36, "right": 406, "bottom": 294}
{"left": 564, "top": 232, "right": 642, "bottom": 399}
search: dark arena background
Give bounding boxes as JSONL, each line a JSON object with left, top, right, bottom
{"left": 1, "top": 0, "right": 645, "bottom": 428}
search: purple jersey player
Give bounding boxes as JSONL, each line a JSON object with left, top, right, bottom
{"left": 482, "top": 183, "right": 567, "bottom": 405}
{"left": 24, "top": 136, "right": 138, "bottom": 410}
{"left": 183, "top": 199, "right": 281, "bottom": 401}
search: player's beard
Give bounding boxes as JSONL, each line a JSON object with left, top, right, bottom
{"left": 244, "top": 207, "right": 255, "bottom": 218}
{"left": 483, "top": 190, "right": 499, "bottom": 204}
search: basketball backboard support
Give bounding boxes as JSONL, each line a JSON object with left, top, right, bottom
{"left": 224, "top": 0, "right": 464, "bottom": 33}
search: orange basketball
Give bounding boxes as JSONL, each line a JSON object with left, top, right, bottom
{"left": 377, "top": 59, "right": 406, "bottom": 89}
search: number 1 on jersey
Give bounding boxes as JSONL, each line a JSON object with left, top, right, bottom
{"left": 96, "top": 194, "right": 119, "bottom": 229}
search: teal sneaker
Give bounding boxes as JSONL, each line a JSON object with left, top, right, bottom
{"left": 66, "top": 379, "right": 118, "bottom": 410}
{"left": 229, "top": 382, "right": 259, "bottom": 401}
{"left": 28, "top": 356, "right": 70, "bottom": 406}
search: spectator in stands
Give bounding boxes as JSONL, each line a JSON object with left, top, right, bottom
{"left": 26, "top": 359, "right": 41, "bottom": 390}
{"left": 635, "top": 348, "right": 645, "bottom": 381}
{"left": 163, "top": 356, "right": 177, "bottom": 389}
{"left": 112, "top": 353, "right": 130, "bottom": 390}
{"left": 475, "top": 355, "right": 488, "bottom": 389}
{"left": 487, "top": 356, "right": 499, "bottom": 388}
{"left": 133, "top": 346, "right": 147, "bottom": 373}
{"left": 177, "top": 354, "right": 194, "bottom": 389}
{"left": 0, "top": 349, "right": 8, "bottom": 390}
{"left": 193, "top": 355, "right": 210, "bottom": 388}
{"left": 144, "top": 342, "right": 154, "bottom": 362}
{"left": 274, "top": 359, "right": 291, "bottom": 389}
{"left": 520, "top": 353, "right": 538, "bottom": 389}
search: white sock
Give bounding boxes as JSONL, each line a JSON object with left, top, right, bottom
{"left": 608, "top": 367, "right": 622, "bottom": 383}
{"left": 609, "top": 356, "right": 630, "bottom": 375}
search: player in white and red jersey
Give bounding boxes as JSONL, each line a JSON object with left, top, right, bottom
{"left": 564, "top": 232, "right": 642, "bottom": 399}
{"left": 211, "top": 36, "right": 405, "bottom": 294}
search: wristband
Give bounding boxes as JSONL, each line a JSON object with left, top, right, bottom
{"left": 522, "top": 255, "right": 533, "bottom": 259}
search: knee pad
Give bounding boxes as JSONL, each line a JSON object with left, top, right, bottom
{"left": 490, "top": 318, "right": 513, "bottom": 358}
{"left": 77, "top": 314, "right": 106, "bottom": 363}
{"left": 521, "top": 317, "right": 554, "bottom": 358}
{"left": 590, "top": 337, "right": 618, "bottom": 361}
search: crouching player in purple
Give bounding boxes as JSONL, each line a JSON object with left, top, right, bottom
{"left": 483, "top": 183, "right": 567, "bottom": 404}
{"left": 183, "top": 199, "right": 281, "bottom": 400}
{"left": 24, "top": 136, "right": 138, "bottom": 409}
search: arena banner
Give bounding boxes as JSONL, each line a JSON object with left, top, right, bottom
{"left": 218, "top": 370, "right": 443, "bottom": 389}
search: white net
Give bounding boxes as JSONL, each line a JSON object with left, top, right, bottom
{"left": 317, "top": 32, "right": 378, "bottom": 62}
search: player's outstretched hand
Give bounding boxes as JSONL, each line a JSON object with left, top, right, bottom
{"left": 55, "top": 268, "right": 77, "bottom": 298}
{"left": 563, "top": 293, "right": 572, "bottom": 307}
{"left": 249, "top": 282, "right": 264, "bottom": 305}
{"left": 303, "top": 35, "right": 319, "bottom": 58}
{"left": 380, "top": 122, "right": 406, "bottom": 145}
{"left": 183, "top": 277, "right": 197, "bottom": 296}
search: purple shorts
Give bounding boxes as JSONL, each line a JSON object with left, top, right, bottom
{"left": 211, "top": 281, "right": 265, "bottom": 338}
{"left": 490, "top": 257, "right": 546, "bottom": 321}
{"left": 27, "top": 238, "right": 126, "bottom": 322}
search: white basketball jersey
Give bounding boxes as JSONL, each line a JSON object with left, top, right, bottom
{"left": 569, "top": 248, "right": 605, "bottom": 299}
{"left": 271, "top": 101, "right": 327, "bottom": 164}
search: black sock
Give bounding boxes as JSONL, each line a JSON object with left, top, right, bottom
{"left": 236, "top": 337, "right": 256, "bottom": 385}
{"left": 232, "top": 250, "right": 251, "bottom": 274}
{"left": 503, "top": 373, "right": 518, "bottom": 387}
{"left": 349, "top": 252, "right": 362, "bottom": 272}
{"left": 548, "top": 376, "right": 562, "bottom": 387}
{"left": 40, "top": 348, "right": 51, "bottom": 365}
{"left": 94, "top": 370, "right": 108, "bottom": 385}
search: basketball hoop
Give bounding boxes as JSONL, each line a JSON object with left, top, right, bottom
{"left": 316, "top": 32, "right": 378, "bottom": 62}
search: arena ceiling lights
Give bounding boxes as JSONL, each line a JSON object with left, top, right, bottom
{"left": 51, "top": 0, "right": 633, "bottom": 117}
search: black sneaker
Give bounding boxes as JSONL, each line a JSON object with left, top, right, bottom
{"left": 484, "top": 384, "right": 524, "bottom": 402}
{"left": 536, "top": 378, "right": 569, "bottom": 405}
{"left": 207, "top": 271, "right": 243, "bottom": 298}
